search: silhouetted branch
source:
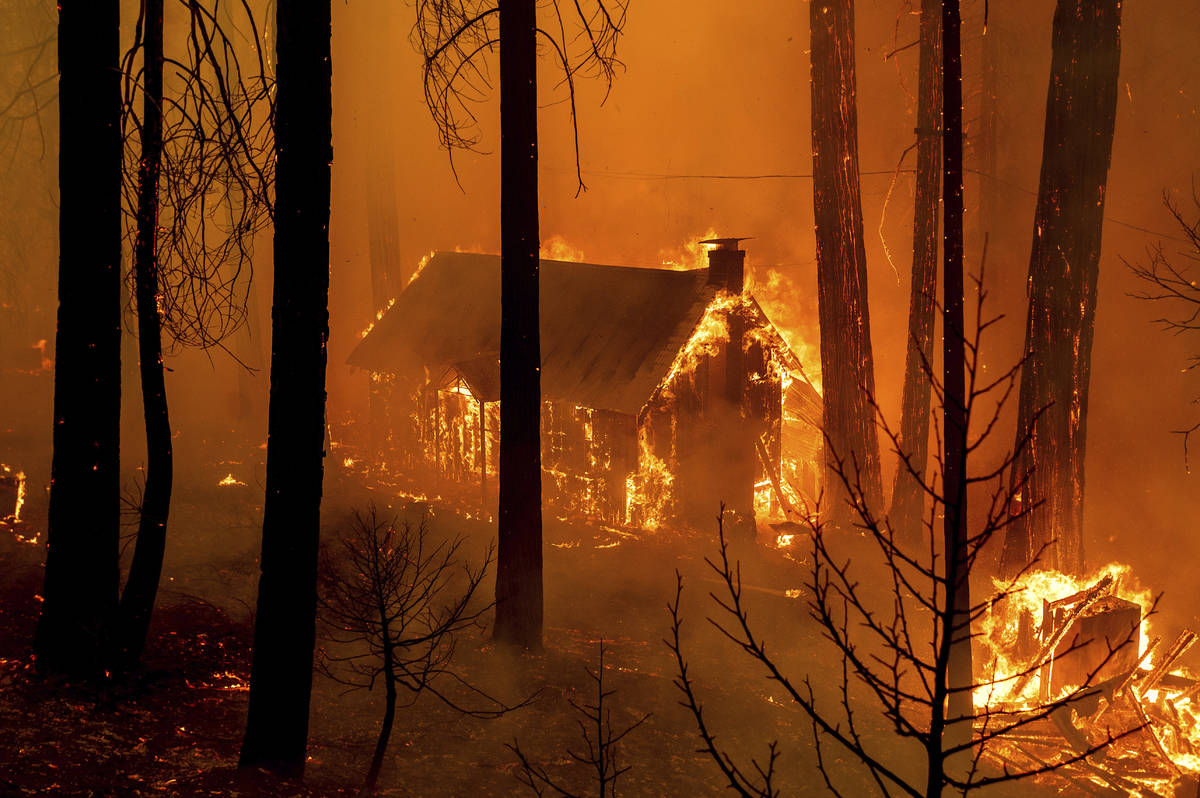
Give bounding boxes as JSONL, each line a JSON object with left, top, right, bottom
{"left": 1127, "top": 188, "right": 1200, "bottom": 468}
{"left": 668, "top": 272, "right": 1151, "bottom": 794}
{"left": 413, "top": 0, "right": 626, "bottom": 194}
{"left": 119, "top": 0, "right": 275, "bottom": 352}
{"left": 508, "top": 639, "right": 650, "bottom": 798}
{"left": 319, "top": 505, "right": 530, "bottom": 789}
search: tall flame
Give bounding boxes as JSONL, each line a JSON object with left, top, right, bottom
{"left": 540, "top": 234, "right": 586, "bottom": 262}
{"left": 658, "top": 228, "right": 720, "bottom": 271}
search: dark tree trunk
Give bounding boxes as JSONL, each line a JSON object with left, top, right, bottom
{"left": 889, "top": 0, "right": 942, "bottom": 541}
{"left": 1001, "top": 0, "right": 1122, "bottom": 578}
{"left": 118, "top": 0, "right": 172, "bottom": 671}
{"left": 977, "top": 4, "right": 1000, "bottom": 244}
{"left": 366, "top": 158, "right": 400, "bottom": 311}
{"left": 493, "top": 0, "right": 543, "bottom": 650}
{"left": 364, "top": 107, "right": 400, "bottom": 468}
{"left": 360, "top": 0, "right": 402, "bottom": 311}
{"left": 364, "top": 662, "right": 398, "bottom": 789}
{"left": 939, "top": 0, "right": 973, "bottom": 771}
{"left": 239, "top": 0, "right": 332, "bottom": 777}
{"left": 809, "top": 0, "right": 883, "bottom": 522}
{"left": 34, "top": 0, "right": 122, "bottom": 681}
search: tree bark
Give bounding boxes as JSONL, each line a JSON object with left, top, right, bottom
{"left": 494, "top": 0, "right": 543, "bottom": 650}
{"left": 1001, "top": 0, "right": 1122, "bottom": 578}
{"left": 809, "top": 0, "right": 883, "bottom": 523}
{"left": 940, "top": 0, "right": 973, "bottom": 773}
{"left": 118, "top": 0, "right": 172, "bottom": 671}
{"left": 239, "top": 0, "right": 332, "bottom": 777}
{"left": 888, "top": 0, "right": 941, "bottom": 541}
{"left": 34, "top": 0, "right": 122, "bottom": 681}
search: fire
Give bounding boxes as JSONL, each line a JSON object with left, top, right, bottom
{"left": 658, "top": 228, "right": 720, "bottom": 271}
{"left": 406, "top": 249, "right": 437, "bottom": 288}
{"left": 1, "top": 464, "right": 35, "bottom": 544}
{"left": 624, "top": 431, "right": 674, "bottom": 531}
{"left": 1, "top": 464, "right": 26, "bottom": 523}
{"left": 747, "top": 268, "right": 822, "bottom": 393}
{"left": 217, "top": 473, "right": 246, "bottom": 487}
{"left": 360, "top": 297, "right": 396, "bottom": 339}
{"left": 977, "top": 562, "right": 1200, "bottom": 791}
{"left": 540, "top": 234, "right": 585, "bottom": 262}
{"left": 656, "top": 292, "right": 739, "bottom": 394}
{"left": 978, "top": 562, "right": 1153, "bottom": 706}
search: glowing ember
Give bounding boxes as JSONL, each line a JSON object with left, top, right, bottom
{"left": 185, "top": 670, "right": 250, "bottom": 692}
{"left": 217, "top": 474, "right": 246, "bottom": 487}
{"left": 32, "top": 339, "right": 52, "bottom": 372}
{"left": 1, "top": 464, "right": 26, "bottom": 522}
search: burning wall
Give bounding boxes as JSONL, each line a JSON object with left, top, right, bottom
{"left": 351, "top": 248, "right": 823, "bottom": 533}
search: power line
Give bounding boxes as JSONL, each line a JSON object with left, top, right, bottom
{"left": 555, "top": 164, "right": 1191, "bottom": 245}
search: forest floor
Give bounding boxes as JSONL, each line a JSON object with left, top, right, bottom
{"left": 0, "top": 466, "right": 1065, "bottom": 797}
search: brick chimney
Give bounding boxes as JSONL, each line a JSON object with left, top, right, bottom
{"left": 702, "top": 237, "right": 750, "bottom": 292}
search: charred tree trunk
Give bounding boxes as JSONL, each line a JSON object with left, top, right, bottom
{"left": 809, "top": 0, "right": 883, "bottom": 523}
{"left": 889, "top": 0, "right": 941, "bottom": 541}
{"left": 494, "top": 0, "right": 543, "bottom": 650}
{"left": 1001, "top": 0, "right": 1122, "bottom": 577}
{"left": 939, "top": 0, "right": 973, "bottom": 773}
{"left": 366, "top": 157, "right": 400, "bottom": 311}
{"left": 362, "top": 8, "right": 403, "bottom": 469}
{"left": 364, "top": 645, "right": 398, "bottom": 789}
{"left": 34, "top": 0, "right": 122, "bottom": 680}
{"left": 117, "top": 0, "right": 172, "bottom": 671}
{"left": 239, "top": 0, "right": 332, "bottom": 777}
{"left": 977, "top": 3, "right": 999, "bottom": 245}
{"left": 365, "top": 151, "right": 400, "bottom": 468}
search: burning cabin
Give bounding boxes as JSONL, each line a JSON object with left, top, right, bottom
{"left": 348, "top": 240, "right": 822, "bottom": 534}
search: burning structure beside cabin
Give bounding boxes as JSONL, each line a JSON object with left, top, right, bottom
{"left": 349, "top": 241, "right": 822, "bottom": 535}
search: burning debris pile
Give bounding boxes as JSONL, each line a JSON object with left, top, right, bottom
{"left": 979, "top": 564, "right": 1200, "bottom": 795}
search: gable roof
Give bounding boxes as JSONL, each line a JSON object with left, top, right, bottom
{"left": 348, "top": 252, "right": 719, "bottom": 415}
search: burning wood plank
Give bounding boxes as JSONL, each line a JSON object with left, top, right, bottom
{"left": 1138, "top": 630, "right": 1198, "bottom": 699}
{"left": 1127, "top": 690, "right": 1183, "bottom": 778}
{"left": 1093, "top": 636, "right": 1161, "bottom": 724}
{"left": 1011, "top": 574, "right": 1115, "bottom": 697}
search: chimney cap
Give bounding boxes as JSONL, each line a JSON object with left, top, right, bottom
{"left": 700, "top": 237, "right": 753, "bottom": 252}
